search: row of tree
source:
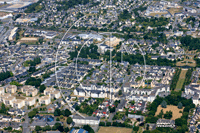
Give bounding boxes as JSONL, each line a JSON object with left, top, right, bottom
{"left": 54, "top": 108, "right": 72, "bottom": 117}
{"left": 170, "top": 68, "right": 181, "bottom": 90}
{"left": 181, "top": 68, "right": 193, "bottom": 91}
{"left": 0, "top": 71, "right": 13, "bottom": 81}
{"left": 99, "top": 121, "right": 132, "bottom": 128}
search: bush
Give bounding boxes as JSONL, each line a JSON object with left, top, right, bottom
{"left": 106, "top": 122, "right": 111, "bottom": 126}
{"left": 133, "top": 126, "right": 139, "bottom": 131}
{"left": 99, "top": 122, "right": 105, "bottom": 126}
{"left": 67, "top": 117, "right": 73, "bottom": 124}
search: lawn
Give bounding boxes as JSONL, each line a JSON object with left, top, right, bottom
{"left": 175, "top": 69, "right": 187, "bottom": 91}
{"left": 98, "top": 127, "right": 132, "bottom": 133}
{"left": 155, "top": 105, "right": 184, "bottom": 120}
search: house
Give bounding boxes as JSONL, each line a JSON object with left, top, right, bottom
{"left": 6, "top": 85, "right": 17, "bottom": 94}
{"left": 145, "top": 123, "right": 156, "bottom": 131}
{"left": 8, "top": 109, "right": 25, "bottom": 116}
{"left": 156, "top": 119, "right": 175, "bottom": 128}
{"left": 74, "top": 88, "right": 86, "bottom": 97}
{"left": 12, "top": 117, "right": 22, "bottom": 122}
{"left": 123, "top": 83, "right": 130, "bottom": 92}
{"left": 2, "top": 116, "right": 12, "bottom": 122}
{"left": 72, "top": 115, "right": 100, "bottom": 125}
{"left": 30, "top": 115, "right": 57, "bottom": 129}
{"left": 48, "top": 107, "right": 55, "bottom": 113}
{"left": 39, "top": 96, "right": 51, "bottom": 105}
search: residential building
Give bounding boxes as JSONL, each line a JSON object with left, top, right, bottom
{"left": 39, "top": 96, "right": 51, "bottom": 105}
{"left": 24, "top": 97, "right": 36, "bottom": 106}
{"left": 6, "top": 85, "right": 17, "bottom": 94}
{"left": 44, "top": 87, "right": 61, "bottom": 99}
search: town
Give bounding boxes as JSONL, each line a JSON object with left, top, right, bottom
{"left": 0, "top": 0, "right": 200, "bottom": 133}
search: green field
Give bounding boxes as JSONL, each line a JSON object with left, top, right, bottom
{"left": 175, "top": 69, "right": 187, "bottom": 91}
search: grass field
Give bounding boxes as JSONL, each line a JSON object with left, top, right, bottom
{"left": 168, "top": 8, "right": 183, "bottom": 15}
{"left": 175, "top": 69, "right": 187, "bottom": 91}
{"left": 176, "top": 56, "right": 196, "bottom": 67}
{"left": 98, "top": 127, "right": 133, "bottom": 133}
{"left": 155, "top": 105, "right": 184, "bottom": 120}
{"left": 149, "top": 12, "right": 168, "bottom": 16}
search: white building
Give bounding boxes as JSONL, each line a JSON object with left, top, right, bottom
{"left": 6, "top": 85, "right": 17, "bottom": 94}
{"left": 72, "top": 115, "right": 100, "bottom": 125}
{"left": 21, "top": 85, "right": 38, "bottom": 97}
{"left": 8, "top": 27, "right": 18, "bottom": 41}
{"left": 0, "top": 87, "right": 4, "bottom": 95}
{"left": 39, "top": 96, "right": 51, "bottom": 105}
{"left": 24, "top": 97, "right": 36, "bottom": 106}
{"left": 12, "top": 99, "right": 25, "bottom": 109}
{"left": 44, "top": 87, "right": 61, "bottom": 99}
{"left": 78, "top": 33, "right": 103, "bottom": 41}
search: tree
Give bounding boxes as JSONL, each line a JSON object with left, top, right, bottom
{"left": 146, "top": 124, "right": 149, "bottom": 130}
{"left": 25, "top": 77, "right": 42, "bottom": 88}
{"left": 35, "top": 126, "right": 42, "bottom": 131}
{"left": 4, "top": 126, "right": 12, "bottom": 131}
{"left": 56, "top": 117, "right": 60, "bottom": 121}
{"left": 161, "top": 100, "right": 167, "bottom": 108}
{"left": 157, "top": 109, "right": 163, "bottom": 118}
{"left": 28, "top": 109, "right": 38, "bottom": 118}
{"left": 0, "top": 71, "right": 13, "bottom": 81}
{"left": 131, "top": 100, "right": 135, "bottom": 105}
{"left": 164, "top": 111, "right": 172, "bottom": 119}
{"left": 53, "top": 123, "right": 64, "bottom": 132}
{"left": 178, "top": 102, "right": 183, "bottom": 109}
{"left": 118, "top": 90, "right": 122, "bottom": 95}
{"left": 75, "top": 105, "right": 80, "bottom": 111}
{"left": 61, "top": 109, "right": 72, "bottom": 117}
{"left": 64, "top": 127, "right": 69, "bottom": 132}
{"left": 99, "top": 122, "right": 105, "bottom": 126}
{"left": 54, "top": 108, "right": 61, "bottom": 116}
{"left": 42, "top": 125, "right": 51, "bottom": 131}
{"left": 133, "top": 126, "right": 139, "bottom": 131}
{"left": 106, "top": 122, "right": 111, "bottom": 126}
{"left": 83, "top": 125, "right": 95, "bottom": 133}
{"left": 39, "top": 85, "right": 46, "bottom": 93}
{"left": 67, "top": 117, "right": 73, "bottom": 124}
{"left": 28, "top": 66, "right": 36, "bottom": 73}
{"left": 109, "top": 107, "right": 115, "bottom": 113}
